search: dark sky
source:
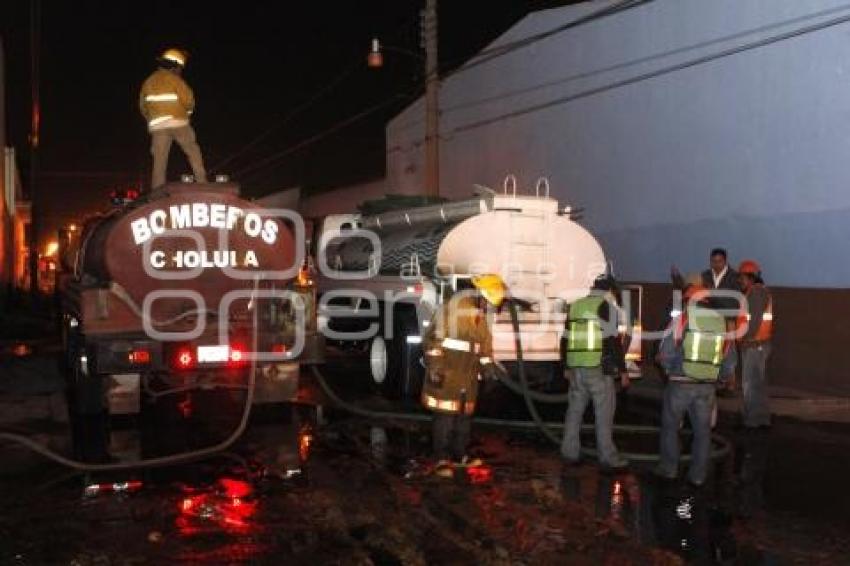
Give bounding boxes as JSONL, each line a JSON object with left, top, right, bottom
{"left": 1, "top": 1, "right": 574, "bottom": 243}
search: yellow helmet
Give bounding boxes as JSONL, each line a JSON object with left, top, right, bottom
{"left": 160, "top": 48, "right": 188, "bottom": 67}
{"left": 471, "top": 274, "right": 507, "bottom": 307}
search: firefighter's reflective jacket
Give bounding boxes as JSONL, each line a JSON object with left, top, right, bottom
{"left": 421, "top": 295, "right": 493, "bottom": 415}
{"left": 139, "top": 69, "right": 195, "bottom": 131}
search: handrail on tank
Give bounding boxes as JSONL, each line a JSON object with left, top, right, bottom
{"left": 503, "top": 174, "right": 518, "bottom": 199}
{"left": 535, "top": 177, "right": 551, "bottom": 199}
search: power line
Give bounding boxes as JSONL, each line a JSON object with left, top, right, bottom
{"left": 211, "top": 60, "right": 362, "bottom": 173}
{"left": 229, "top": 2, "right": 650, "bottom": 187}
{"left": 445, "top": 3, "right": 850, "bottom": 117}
{"left": 213, "top": 14, "right": 421, "bottom": 175}
{"left": 423, "top": 7, "right": 850, "bottom": 141}
{"left": 446, "top": 0, "right": 653, "bottom": 76}
{"left": 234, "top": 93, "right": 410, "bottom": 183}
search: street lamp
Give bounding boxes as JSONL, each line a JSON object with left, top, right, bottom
{"left": 367, "top": 38, "right": 424, "bottom": 68}
{"left": 368, "top": 0, "right": 439, "bottom": 198}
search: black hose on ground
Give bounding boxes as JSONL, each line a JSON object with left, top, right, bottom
{"left": 0, "top": 280, "right": 263, "bottom": 472}
{"left": 309, "top": 365, "right": 731, "bottom": 462}
{"left": 309, "top": 296, "right": 733, "bottom": 463}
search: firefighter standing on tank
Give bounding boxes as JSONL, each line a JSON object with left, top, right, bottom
{"left": 421, "top": 274, "right": 504, "bottom": 476}
{"left": 139, "top": 48, "right": 207, "bottom": 189}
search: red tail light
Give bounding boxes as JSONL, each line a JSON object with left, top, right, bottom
{"left": 228, "top": 344, "right": 248, "bottom": 368}
{"left": 175, "top": 347, "right": 195, "bottom": 370}
{"left": 128, "top": 349, "right": 151, "bottom": 364}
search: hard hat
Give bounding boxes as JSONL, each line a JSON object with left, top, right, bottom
{"left": 592, "top": 273, "right": 618, "bottom": 292}
{"left": 738, "top": 259, "right": 761, "bottom": 275}
{"left": 471, "top": 274, "right": 506, "bottom": 307}
{"left": 160, "top": 48, "right": 188, "bottom": 67}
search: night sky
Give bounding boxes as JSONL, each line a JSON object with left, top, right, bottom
{"left": 1, "top": 1, "right": 574, "bottom": 243}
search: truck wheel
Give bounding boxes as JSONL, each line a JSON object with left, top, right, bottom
{"left": 66, "top": 348, "right": 106, "bottom": 417}
{"left": 65, "top": 348, "right": 110, "bottom": 462}
{"left": 369, "top": 335, "right": 389, "bottom": 388}
{"left": 382, "top": 309, "right": 424, "bottom": 400}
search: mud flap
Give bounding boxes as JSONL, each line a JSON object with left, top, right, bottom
{"left": 253, "top": 363, "right": 300, "bottom": 404}
{"left": 106, "top": 373, "right": 141, "bottom": 415}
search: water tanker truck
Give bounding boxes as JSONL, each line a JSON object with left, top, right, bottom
{"left": 58, "top": 180, "right": 324, "bottom": 445}
{"left": 315, "top": 177, "right": 642, "bottom": 399}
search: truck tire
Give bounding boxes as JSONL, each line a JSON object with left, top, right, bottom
{"left": 369, "top": 335, "right": 390, "bottom": 389}
{"left": 382, "top": 308, "right": 424, "bottom": 400}
{"left": 65, "top": 342, "right": 111, "bottom": 462}
{"left": 64, "top": 332, "right": 106, "bottom": 416}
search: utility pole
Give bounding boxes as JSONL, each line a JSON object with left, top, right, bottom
{"left": 422, "top": 0, "right": 439, "bottom": 198}
{"left": 28, "top": 0, "right": 41, "bottom": 297}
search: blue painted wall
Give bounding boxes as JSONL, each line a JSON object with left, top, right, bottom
{"left": 387, "top": 0, "right": 850, "bottom": 288}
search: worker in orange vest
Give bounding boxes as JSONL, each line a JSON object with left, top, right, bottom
{"left": 736, "top": 260, "right": 774, "bottom": 429}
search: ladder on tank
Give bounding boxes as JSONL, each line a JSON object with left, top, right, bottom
{"left": 504, "top": 176, "right": 553, "bottom": 299}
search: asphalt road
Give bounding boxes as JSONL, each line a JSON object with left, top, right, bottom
{"left": 0, "top": 352, "right": 848, "bottom": 564}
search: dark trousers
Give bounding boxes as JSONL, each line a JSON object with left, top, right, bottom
{"left": 432, "top": 412, "right": 472, "bottom": 461}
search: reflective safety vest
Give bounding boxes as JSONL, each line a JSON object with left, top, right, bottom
{"left": 736, "top": 284, "right": 774, "bottom": 342}
{"left": 681, "top": 305, "right": 726, "bottom": 382}
{"left": 565, "top": 295, "right": 605, "bottom": 369}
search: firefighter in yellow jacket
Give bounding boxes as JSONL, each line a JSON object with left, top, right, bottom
{"left": 421, "top": 274, "right": 503, "bottom": 474}
{"left": 139, "top": 48, "right": 207, "bottom": 189}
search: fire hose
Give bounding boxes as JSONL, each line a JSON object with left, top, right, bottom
{"left": 310, "top": 298, "right": 732, "bottom": 463}
{"left": 0, "top": 280, "right": 263, "bottom": 472}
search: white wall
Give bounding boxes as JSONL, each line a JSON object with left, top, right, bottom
{"left": 387, "top": 0, "right": 850, "bottom": 288}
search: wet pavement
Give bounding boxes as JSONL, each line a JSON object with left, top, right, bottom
{"left": 0, "top": 354, "right": 849, "bottom": 564}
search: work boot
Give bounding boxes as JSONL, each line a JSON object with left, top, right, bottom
{"left": 457, "top": 455, "right": 483, "bottom": 468}
{"left": 652, "top": 466, "right": 678, "bottom": 481}
{"left": 600, "top": 456, "right": 629, "bottom": 473}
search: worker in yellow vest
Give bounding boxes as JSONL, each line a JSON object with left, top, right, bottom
{"left": 562, "top": 274, "right": 630, "bottom": 470}
{"left": 422, "top": 274, "right": 502, "bottom": 476}
{"left": 139, "top": 48, "right": 207, "bottom": 189}
{"left": 655, "top": 284, "right": 734, "bottom": 486}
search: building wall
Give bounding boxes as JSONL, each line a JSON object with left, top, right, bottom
{"left": 0, "top": 37, "right": 10, "bottom": 291}
{"left": 388, "top": 0, "right": 850, "bottom": 289}
{"left": 385, "top": 0, "right": 850, "bottom": 394}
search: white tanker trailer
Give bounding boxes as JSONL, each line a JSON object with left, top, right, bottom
{"left": 314, "top": 177, "right": 642, "bottom": 398}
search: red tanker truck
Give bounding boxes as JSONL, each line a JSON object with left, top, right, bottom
{"left": 58, "top": 180, "right": 324, "bottom": 432}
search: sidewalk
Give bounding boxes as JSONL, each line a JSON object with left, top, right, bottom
{"left": 628, "top": 374, "right": 850, "bottom": 424}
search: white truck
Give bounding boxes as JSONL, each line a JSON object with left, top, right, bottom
{"left": 314, "top": 177, "right": 642, "bottom": 398}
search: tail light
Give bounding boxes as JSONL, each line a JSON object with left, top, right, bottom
{"left": 174, "top": 346, "right": 196, "bottom": 370}
{"left": 228, "top": 345, "right": 248, "bottom": 368}
{"left": 128, "top": 349, "right": 151, "bottom": 365}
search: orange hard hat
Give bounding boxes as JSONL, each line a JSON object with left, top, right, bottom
{"left": 738, "top": 259, "right": 761, "bottom": 275}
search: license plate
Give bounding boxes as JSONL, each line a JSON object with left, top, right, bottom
{"left": 197, "top": 345, "right": 229, "bottom": 363}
